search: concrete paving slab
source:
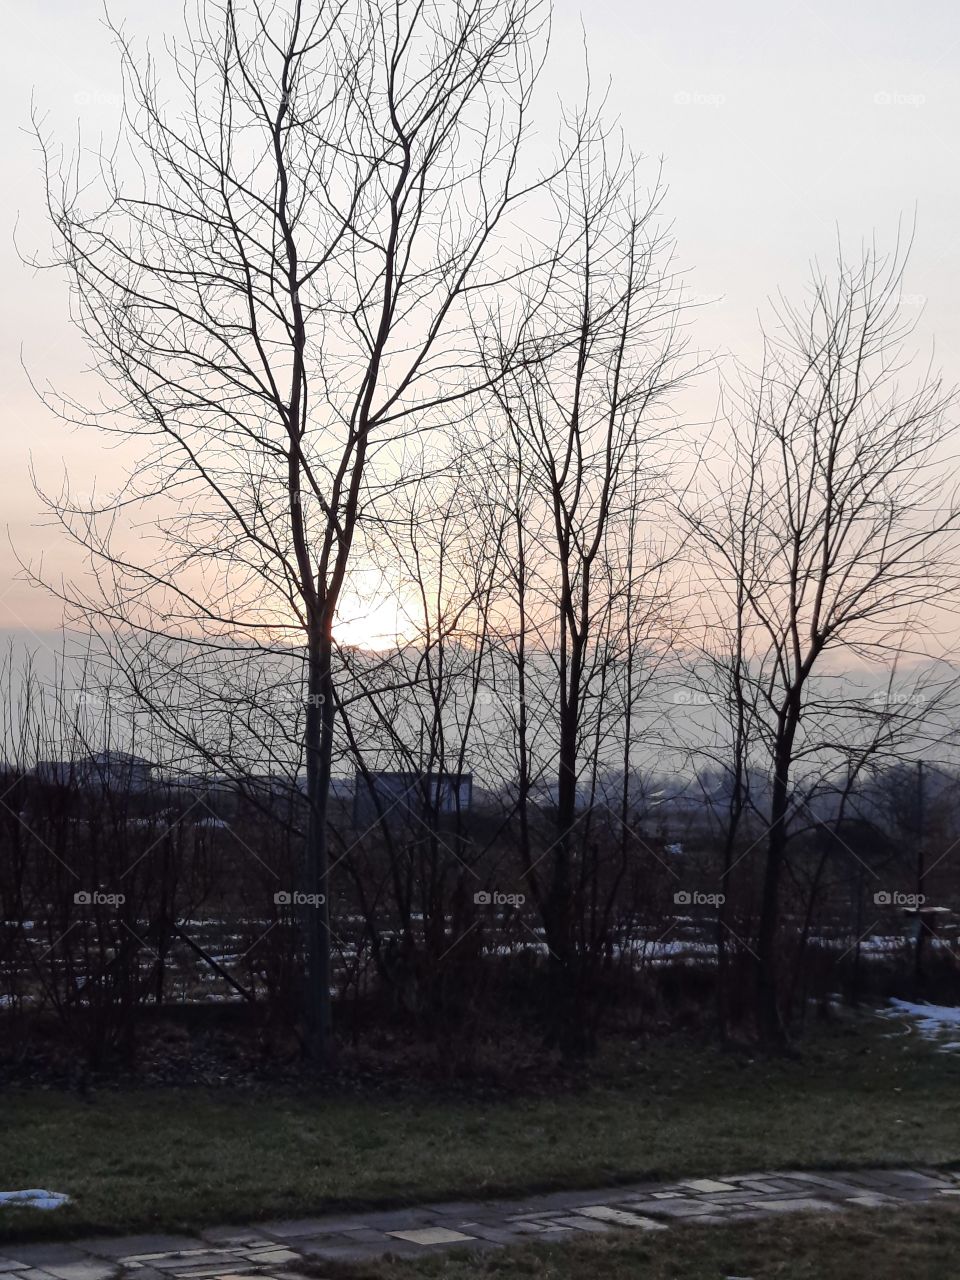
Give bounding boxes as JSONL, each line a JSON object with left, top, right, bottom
{"left": 576, "top": 1206, "right": 668, "bottom": 1230}
{"left": 198, "top": 1231, "right": 271, "bottom": 1248}
{"left": 256, "top": 1220, "right": 344, "bottom": 1240}
{"left": 768, "top": 1173, "right": 862, "bottom": 1193}
{"left": 386, "top": 1228, "right": 476, "bottom": 1246}
{"left": 643, "top": 1199, "right": 727, "bottom": 1218}
{"left": 451, "top": 1225, "right": 528, "bottom": 1244}
{"left": 42, "top": 1266, "right": 117, "bottom": 1280}
{"left": 1, "top": 1252, "right": 87, "bottom": 1270}
{"left": 550, "top": 1216, "right": 614, "bottom": 1233}
{"left": 346, "top": 1210, "right": 440, "bottom": 1232}
{"left": 297, "top": 1242, "right": 403, "bottom": 1263}
{"left": 746, "top": 1197, "right": 839, "bottom": 1214}
{"left": 86, "top": 1242, "right": 201, "bottom": 1263}
{"left": 147, "top": 1256, "right": 237, "bottom": 1273}
{"left": 683, "top": 1179, "right": 738, "bottom": 1193}
{"left": 235, "top": 1250, "right": 299, "bottom": 1265}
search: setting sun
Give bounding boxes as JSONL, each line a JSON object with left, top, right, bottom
{"left": 333, "top": 593, "right": 418, "bottom": 651}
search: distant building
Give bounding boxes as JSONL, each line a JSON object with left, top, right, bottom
{"left": 33, "top": 751, "right": 154, "bottom": 793}
{"left": 352, "top": 770, "right": 473, "bottom": 829}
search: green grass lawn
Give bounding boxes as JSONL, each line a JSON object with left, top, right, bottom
{"left": 313, "top": 1203, "right": 960, "bottom": 1280}
{"left": 0, "top": 1015, "right": 956, "bottom": 1245}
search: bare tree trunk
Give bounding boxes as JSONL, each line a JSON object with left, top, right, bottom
{"left": 914, "top": 759, "right": 926, "bottom": 994}
{"left": 756, "top": 733, "right": 793, "bottom": 1045}
{"left": 302, "top": 625, "right": 334, "bottom": 1059}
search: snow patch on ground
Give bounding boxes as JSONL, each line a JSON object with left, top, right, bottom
{"left": 877, "top": 998, "right": 960, "bottom": 1048}
{"left": 0, "top": 1189, "right": 71, "bottom": 1210}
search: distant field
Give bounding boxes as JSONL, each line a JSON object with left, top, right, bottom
{"left": 0, "top": 1014, "right": 956, "bottom": 1244}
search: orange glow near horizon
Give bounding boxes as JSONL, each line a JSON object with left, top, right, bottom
{"left": 333, "top": 592, "right": 420, "bottom": 652}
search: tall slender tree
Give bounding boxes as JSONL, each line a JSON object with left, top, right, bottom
{"left": 31, "top": 0, "right": 570, "bottom": 1062}
{"left": 683, "top": 243, "right": 960, "bottom": 1043}
{"left": 487, "top": 135, "right": 687, "bottom": 1048}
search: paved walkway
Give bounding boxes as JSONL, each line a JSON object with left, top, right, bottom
{"left": 3, "top": 1167, "right": 959, "bottom": 1274}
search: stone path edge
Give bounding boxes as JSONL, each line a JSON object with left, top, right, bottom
{"left": 2, "top": 1166, "right": 959, "bottom": 1273}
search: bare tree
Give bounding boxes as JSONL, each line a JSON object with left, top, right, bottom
{"left": 29, "top": 0, "right": 574, "bottom": 1062}
{"left": 486, "top": 133, "right": 687, "bottom": 1048}
{"left": 683, "top": 241, "right": 960, "bottom": 1044}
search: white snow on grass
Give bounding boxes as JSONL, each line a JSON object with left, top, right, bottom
{"left": 0, "top": 1189, "right": 71, "bottom": 1210}
{"left": 878, "top": 998, "right": 960, "bottom": 1049}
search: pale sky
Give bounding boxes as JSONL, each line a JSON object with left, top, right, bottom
{"left": 1, "top": 0, "right": 958, "bottom": 634}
